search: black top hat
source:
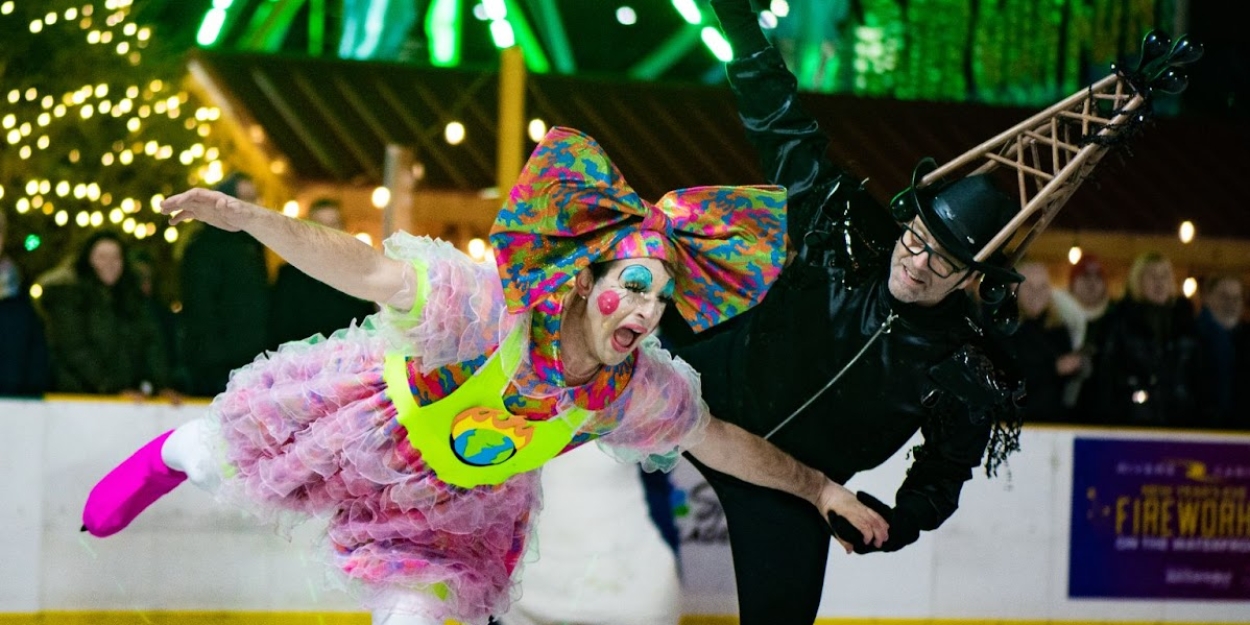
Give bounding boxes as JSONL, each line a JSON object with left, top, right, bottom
{"left": 890, "top": 158, "right": 1023, "bottom": 284}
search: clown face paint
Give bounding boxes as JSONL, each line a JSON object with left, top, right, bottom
{"left": 596, "top": 291, "right": 620, "bottom": 315}
{"left": 577, "top": 258, "right": 675, "bottom": 367}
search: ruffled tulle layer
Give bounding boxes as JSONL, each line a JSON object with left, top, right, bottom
{"left": 209, "top": 320, "right": 539, "bottom": 624}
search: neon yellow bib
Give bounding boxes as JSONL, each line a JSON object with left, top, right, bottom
{"left": 383, "top": 326, "right": 593, "bottom": 489}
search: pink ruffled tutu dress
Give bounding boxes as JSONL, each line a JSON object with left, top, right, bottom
{"left": 206, "top": 233, "right": 708, "bottom": 623}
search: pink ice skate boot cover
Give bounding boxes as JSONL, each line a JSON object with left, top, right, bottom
{"left": 82, "top": 430, "right": 187, "bottom": 537}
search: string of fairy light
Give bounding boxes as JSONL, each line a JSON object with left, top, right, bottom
{"left": 1, "top": 0, "right": 226, "bottom": 251}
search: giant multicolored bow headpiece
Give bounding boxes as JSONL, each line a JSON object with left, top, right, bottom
{"left": 490, "top": 126, "right": 786, "bottom": 333}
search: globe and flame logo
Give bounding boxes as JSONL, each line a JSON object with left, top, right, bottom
{"left": 450, "top": 407, "right": 536, "bottom": 467}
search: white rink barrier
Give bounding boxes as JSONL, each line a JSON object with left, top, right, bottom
{"left": 2, "top": 397, "right": 1248, "bottom": 623}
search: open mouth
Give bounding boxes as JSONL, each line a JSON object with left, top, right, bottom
{"left": 610, "top": 325, "right": 645, "bottom": 353}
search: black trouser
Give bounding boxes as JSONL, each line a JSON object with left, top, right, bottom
{"left": 685, "top": 453, "right": 831, "bottom": 625}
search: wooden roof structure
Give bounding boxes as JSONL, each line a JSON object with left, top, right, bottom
{"left": 190, "top": 50, "right": 1250, "bottom": 239}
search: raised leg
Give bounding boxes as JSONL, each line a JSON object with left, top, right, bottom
{"left": 82, "top": 430, "right": 186, "bottom": 537}
{"left": 82, "top": 418, "right": 220, "bottom": 537}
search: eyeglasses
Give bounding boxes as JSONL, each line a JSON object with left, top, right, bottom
{"left": 899, "top": 223, "right": 965, "bottom": 279}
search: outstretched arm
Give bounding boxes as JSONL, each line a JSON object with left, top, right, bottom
{"left": 712, "top": 0, "right": 846, "bottom": 236}
{"left": 162, "top": 188, "right": 413, "bottom": 310}
{"left": 687, "top": 416, "right": 890, "bottom": 551}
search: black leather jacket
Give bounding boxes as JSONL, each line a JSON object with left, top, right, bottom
{"left": 673, "top": 47, "right": 1021, "bottom": 545}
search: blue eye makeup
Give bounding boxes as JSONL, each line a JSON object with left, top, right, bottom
{"left": 620, "top": 264, "right": 653, "bottom": 292}
{"left": 660, "top": 279, "right": 676, "bottom": 300}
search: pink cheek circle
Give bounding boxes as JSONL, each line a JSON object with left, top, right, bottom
{"left": 596, "top": 291, "right": 620, "bottom": 315}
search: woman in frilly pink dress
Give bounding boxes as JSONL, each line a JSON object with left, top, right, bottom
{"left": 81, "top": 128, "right": 889, "bottom": 625}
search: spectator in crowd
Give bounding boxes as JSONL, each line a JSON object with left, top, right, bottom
{"left": 1195, "top": 274, "right": 1250, "bottom": 429}
{"left": 179, "top": 172, "right": 270, "bottom": 396}
{"left": 130, "top": 249, "right": 188, "bottom": 394}
{"left": 1067, "top": 253, "right": 1114, "bottom": 420}
{"left": 1085, "top": 252, "right": 1201, "bottom": 427}
{"left": 268, "top": 197, "right": 376, "bottom": 348}
{"left": 0, "top": 210, "right": 50, "bottom": 397}
{"left": 1011, "top": 261, "right": 1086, "bottom": 422}
{"left": 35, "top": 231, "right": 178, "bottom": 401}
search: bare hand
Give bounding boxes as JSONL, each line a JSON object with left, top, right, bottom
{"left": 1055, "top": 352, "right": 1084, "bottom": 376}
{"left": 119, "top": 389, "right": 146, "bottom": 403}
{"left": 158, "top": 388, "right": 184, "bottom": 406}
{"left": 817, "top": 480, "right": 889, "bottom": 553}
{"left": 160, "top": 188, "right": 258, "bottom": 232}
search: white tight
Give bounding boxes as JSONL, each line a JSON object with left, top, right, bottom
{"left": 160, "top": 418, "right": 221, "bottom": 491}
{"left": 370, "top": 610, "right": 446, "bottom": 625}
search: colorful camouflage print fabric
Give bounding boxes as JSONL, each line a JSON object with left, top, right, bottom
{"left": 490, "top": 126, "right": 787, "bottom": 333}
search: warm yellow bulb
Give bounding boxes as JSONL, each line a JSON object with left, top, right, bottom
{"left": 371, "top": 186, "right": 391, "bottom": 209}
{"left": 444, "top": 121, "right": 466, "bottom": 145}
{"left": 164, "top": 227, "right": 178, "bottom": 243}
{"left": 467, "top": 238, "right": 488, "bottom": 261}
{"left": 527, "top": 119, "right": 547, "bottom": 142}
{"left": 1182, "top": 277, "right": 1198, "bottom": 298}
{"left": 1178, "top": 220, "right": 1195, "bottom": 244}
{"left": 1068, "top": 245, "right": 1082, "bottom": 265}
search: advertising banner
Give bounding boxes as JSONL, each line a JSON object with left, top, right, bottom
{"left": 1070, "top": 437, "right": 1250, "bottom": 599}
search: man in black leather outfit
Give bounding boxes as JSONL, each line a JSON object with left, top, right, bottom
{"left": 662, "top": 2, "right": 1026, "bottom": 622}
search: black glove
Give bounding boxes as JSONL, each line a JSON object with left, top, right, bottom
{"left": 827, "top": 491, "right": 922, "bottom": 554}
{"left": 710, "top": 0, "right": 770, "bottom": 57}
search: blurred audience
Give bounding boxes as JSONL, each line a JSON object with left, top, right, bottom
{"left": 130, "top": 249, "right": 188, "bottom": 394}
{"left": 268, "top": 197, "right": 376, "bottom": 348}
{"left": 1011, "top": 261, "right": 1086, "bottom": 422}
{"left": 1066, "top": 254, "right": 1115, "bottom": 420}
{"left": 1194, "top": 274, "right": 1250, "bottom": 429}
{"left": 1084, "top": 252, "right": 1201, "bottom": 427}
{"left": 34, "top": 231, "right": 179, "bottom": 401}
{"left": 178, "top": 173, "right": 271, "bottom": 397}
{"left": 0, "top": 210, "right": 50, "bottom": 397}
